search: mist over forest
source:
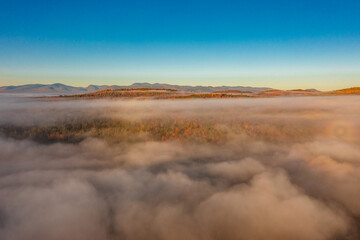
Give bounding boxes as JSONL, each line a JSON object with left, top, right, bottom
{"left": 0, "top": 95, "right": 360, "bottom": 240}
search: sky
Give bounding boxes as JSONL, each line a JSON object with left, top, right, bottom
{"left": 0, "top": 0, "right": 359, "bottom": 90}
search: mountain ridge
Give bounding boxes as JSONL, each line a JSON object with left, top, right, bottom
{"left": 2, "top": 82, "right": 359, "bottom": 95}
{"left": 0, "top": 82, "right": 273, "bottom": 94}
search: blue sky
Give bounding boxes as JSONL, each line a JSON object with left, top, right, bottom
{"left": 0, "top": 0, "right": 359, "bottom": 90}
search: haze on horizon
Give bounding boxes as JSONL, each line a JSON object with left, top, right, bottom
{"left": 1, "top": 0, "right": 360, "bottom": 90}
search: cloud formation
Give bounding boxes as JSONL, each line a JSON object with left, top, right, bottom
{"left": 0, "top": 95, "right": 359, "bottom": 240}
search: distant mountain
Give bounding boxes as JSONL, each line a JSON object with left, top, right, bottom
{"left": 3, "top": 83, "right": 359, "bottom": 96}
{"left": 305, "top": 89, "right": 321, "bottom": 92}
{"left": 5, "top": 83, "right": 359, "bottom": 98}
{"left": 0, "top": 83, "right": 88, "bottom": 94}
{"left": 127, "top": 82, "right": 272, "bottom": 92}
{"left": 0, "top": 82, "right": 272, "bottom": 94}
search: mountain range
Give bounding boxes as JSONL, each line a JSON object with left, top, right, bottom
{"left": 0, "top": 83, "right": 273, "bottom": 94}
{"left": 1, "top": 83, "right": 360, "bottom": 99}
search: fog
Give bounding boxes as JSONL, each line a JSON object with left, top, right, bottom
{"left": 0, "top": 95, "right": 360, "bottom": 240}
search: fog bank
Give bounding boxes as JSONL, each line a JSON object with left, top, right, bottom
{"left": 0, "top": 95, "right": 359, "bottom": 240}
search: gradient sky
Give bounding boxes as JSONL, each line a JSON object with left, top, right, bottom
{"left": 0, "top": 0, "right": 359, "bottom": 90}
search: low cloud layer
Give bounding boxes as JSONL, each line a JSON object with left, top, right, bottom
{"left": 0, "top": 95, "right": 359, "bottom": 240}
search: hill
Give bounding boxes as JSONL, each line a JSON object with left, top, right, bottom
{"left": 0, "top": 82, "right": 271, "bottom": 94}
{"left": 331, "top": 87, "right": 360, "bottom": 95}
{"left": 2, "top": 83, "right": 359, "bottom": 98}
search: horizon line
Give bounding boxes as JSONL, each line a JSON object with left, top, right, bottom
{"left": 1, "top": 82, "right": 359, "bottom": 92}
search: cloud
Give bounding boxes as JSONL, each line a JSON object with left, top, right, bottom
{"left": 205, "top": 158, "right": 266, "bottom": 181}
{"left": 195, "top": 171, "right": 349, "bottom": 240}
{"left": 0, "top": 95, "right": 360, "bottom": 239}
